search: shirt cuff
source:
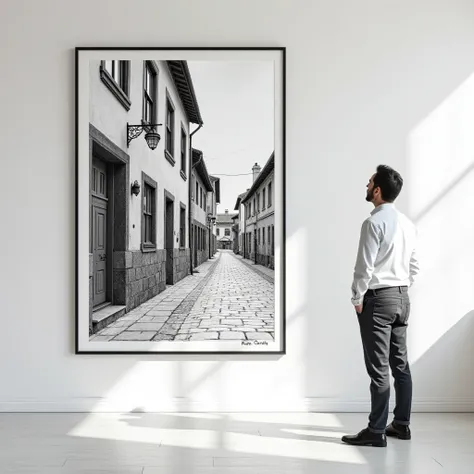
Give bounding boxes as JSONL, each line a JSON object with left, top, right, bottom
{"left": 351, "top": 297, "right": 363, "bottom": 306}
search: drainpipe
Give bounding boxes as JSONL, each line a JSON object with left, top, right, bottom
{"left": 254, "top": 214, "right": 258, "bottom": 265}
{"left": 243, "top": 202, "right": 246, "bottom": 259}
{"left": 254, "top": 198, "right": 258, "bottom": 265}
{"left": 188, "top": 122, "right": 203, "bottom": 276}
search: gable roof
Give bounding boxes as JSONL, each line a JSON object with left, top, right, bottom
{"left": 209, "top": 175, "right": 220, "bottom": 203}
{"left": 241, "top": 152, "right": 274, "bottom": 204}
{"left": 217, "top": 213, "right": 234, "bottom": 225}
{"left": 167, "top": 61, "right": 203, "bottom": 125}
{"left": 192, "top": 148, "right": 214, "bottom": 192}
{"left": 234, "top": 191, "right": 248, "bottom": 210}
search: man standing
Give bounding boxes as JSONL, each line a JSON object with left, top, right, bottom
{"left": 342, "top": 165, "right": 420, "bottom": 448}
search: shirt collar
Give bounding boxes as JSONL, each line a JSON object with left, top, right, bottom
{"left": 371, "top": 202, "right": 395, "bottom": 215}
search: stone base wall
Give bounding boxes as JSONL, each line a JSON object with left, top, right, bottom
{"left": 89, "top": 254, "right": 93, "bottom": 335}
{"left": 248, "top": 252, "right": 275, "bottom": 270}
{"left": 111, "top": 250, "right": 166, "bottom": 312}
{"left": 195, "top": 249, "right": 209, "bottom": 268}
{"left": 256, "top": 253, "right": 270, "bottom": 268}
{"left": 90, "top": 249, "right": 190, "bottom": 326}
{"left": 124, "top": 250, "right": 167, "bottom": 311}
{"left": 174, "top": 248, "right": 190, "bottom": 283}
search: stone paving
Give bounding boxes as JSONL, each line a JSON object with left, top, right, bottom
{"left": 91, "top": 250, "right": 275, "bottom": 342}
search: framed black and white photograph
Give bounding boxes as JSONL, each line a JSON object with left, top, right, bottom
{"left": 75, "top": 47, "right": 285, "bottom": 354}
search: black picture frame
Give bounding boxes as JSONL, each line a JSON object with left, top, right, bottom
{"left": 75, "top": 47, "right": 286, "bottom": 355}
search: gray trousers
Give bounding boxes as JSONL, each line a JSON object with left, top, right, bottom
{"left": 357, "top": 286, "right": 413, "bottom": 433}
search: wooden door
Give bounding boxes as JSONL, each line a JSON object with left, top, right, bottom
{"left": 165, "top": 198, "right": 174, "bottom": 284}
{"left": 92, "top": 157, "right": 108, "bottom": 307}
{"left": 194, "top": 225, "right": 197, "bottom": 266}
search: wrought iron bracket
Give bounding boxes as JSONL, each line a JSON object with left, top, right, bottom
{"left": 127, "top": 122, "right": 162, "bottom": 147}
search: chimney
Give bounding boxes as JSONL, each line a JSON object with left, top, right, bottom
{"left": 252, "top": 163, "right": 261, "bottom": 183}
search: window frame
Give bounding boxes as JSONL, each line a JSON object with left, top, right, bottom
{"left": 271, "top": 225, "right": 275, "bottom": 256}
{"left": 100, "top": 60, "right": 131, "bottom": 110}
{"left": 180, "top": 125, "right": 187, "bottom": 180}
{"left": 165, "top": 90, "right": 176, "bottom": 165}
{"left": 141, "top": 172, "right": 158, "bottom": 252}
{"left": 179, "top": 203, "right": 186, "bottom": 248}
{"left": 142, "top": 61, "right": 159, "bottom": 129}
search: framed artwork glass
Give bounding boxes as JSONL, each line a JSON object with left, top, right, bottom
{"left": 75, "top": 47, "right": 286, "bottom": 354}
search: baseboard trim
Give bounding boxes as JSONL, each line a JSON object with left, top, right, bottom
{"left": 304, "top": 398, "right": 474, "bottom": 413}
{"left": 0, "top": 397, "right": 472, "bottom": 413}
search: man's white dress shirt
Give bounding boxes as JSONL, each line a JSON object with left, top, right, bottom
{"left": 351, "top": 203, "right": 420, "bottom": 306}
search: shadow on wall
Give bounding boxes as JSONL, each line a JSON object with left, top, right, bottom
{"left": 411, "top": 161, "right": 474, "bottom": 223}
{"left": 64, "top": 25, "right": 474, "bottom": 422}
{"left": 14, "top": 16, "right": 472, "bottom": 474}
{"left": 303, "top": 57, "right": 474, "bottom": 403}
{"left": 62, "top": 1, "right": 474, "bottom": 423}
{"left": 411, "top": 310, "right": 474, "bottom": 405}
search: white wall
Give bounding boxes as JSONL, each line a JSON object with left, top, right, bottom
{"left": 208, "top": 189, "right": 217, "bottom": 238}
{"left": 192, "top": 173, "right": 208, "bottom": 225}
{"left": 217, "top": 224, "right": 233, "bottom": 242}
{"left": 1, "top": 0, "right": 474, "bottom": 412}
{"left": 125, "top": 60, "right": 190, "bottom": 250}
{"left": 90, "top": 59, "right": 191, "bottom": 250}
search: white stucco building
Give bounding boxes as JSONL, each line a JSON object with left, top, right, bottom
{"left": 216, "top": 210, "right": 234, "bottom": 250}
{"left": 241, "top": 154, "right": 275, "bottom": 268}
{"left": 208, "top": 176, "right": 220, "bottom": 257}
{"left": 234, "top": 191, "right": 248, "bottom": 255}
{"left": 191, "top": 148, "right": 214, "bottom": 267}
{"left": 88, "top": 59, "right": 206, "bottom": 333}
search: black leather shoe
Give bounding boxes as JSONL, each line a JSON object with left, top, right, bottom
{"left": 341, "top": 428, "right": 387, "bottom": 447}
{"left": 386, "top": 422, "right": 411, "bottom": 440}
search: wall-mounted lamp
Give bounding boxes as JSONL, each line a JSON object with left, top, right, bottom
{"left": 131, "top": 180, "right": 141, "bottom": 196}
{"left": 127, "top": 122, "right": 162, "bottom": 150}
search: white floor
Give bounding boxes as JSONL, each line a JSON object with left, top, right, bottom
{"left": 0, "top": 412, "right": 472, "bottom": 473}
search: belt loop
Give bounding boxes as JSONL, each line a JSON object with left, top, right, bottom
{"left": 399, "top": 286, "right": 402, "bottom": 293}
{"left": 373, "top": 288, "right": 377, "bottom": 296}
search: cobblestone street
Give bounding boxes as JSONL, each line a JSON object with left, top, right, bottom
{"left": 92, "top": 250, "right": 274, "bottom": 342}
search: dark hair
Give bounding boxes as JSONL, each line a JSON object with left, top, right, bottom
{"left": 373, "top": 165, "right": 403, "bottom": 202}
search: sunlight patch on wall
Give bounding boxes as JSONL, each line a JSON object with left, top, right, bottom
{"left": 407, "top": 73, "right": 474, "bottom": 364}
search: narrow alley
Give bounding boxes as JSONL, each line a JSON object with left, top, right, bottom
{"left": 92, "top": 251, "right": 275, "bottom": 342}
